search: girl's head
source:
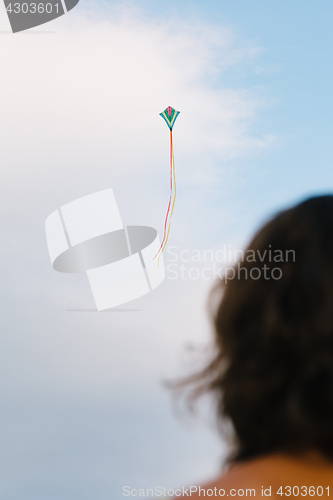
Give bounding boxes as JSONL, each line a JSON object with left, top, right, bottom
{"left": 192, "top": 195, "right": 333, "bottom": 462}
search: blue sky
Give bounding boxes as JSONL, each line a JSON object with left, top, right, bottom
{"left": 95, "top": 0, "right": 333, "bottom": 247}
{"left": 133, "top": 0, "right": 333, "bottom": 231}
{"left": 1, "top": 1, "right": 333, "bottom": 498}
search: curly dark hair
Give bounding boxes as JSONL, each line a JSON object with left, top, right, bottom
{"left": 182, "top": 195, "right": 333, "bottom": 463}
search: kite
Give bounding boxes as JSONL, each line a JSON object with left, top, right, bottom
{"left": 154, "top": 106, "right": 180, "bottom": 265}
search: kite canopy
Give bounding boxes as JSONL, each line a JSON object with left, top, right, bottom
{"left": 159, "top": 106, "right": 180, "bottom": 130}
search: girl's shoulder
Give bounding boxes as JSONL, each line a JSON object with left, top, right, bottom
{"left": 174, "top": 452, "right": 333, "bottom": 499}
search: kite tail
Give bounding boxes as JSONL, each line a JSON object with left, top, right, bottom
{"left": 153, "top": 129, "right": 175, "bottom": 261}
{"left": 157, "top": 130, "right": 176, "bottom": 267}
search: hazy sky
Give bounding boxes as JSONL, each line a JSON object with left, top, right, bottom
{"left": 1, "top": 1, "right": 333, "bottom": 499}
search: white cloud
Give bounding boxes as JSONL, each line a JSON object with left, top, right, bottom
{"left": 0, "top": 5, "right": 274, "bottom": 496}
{"left": 0, "top": 2, "right": 273, "bottom": 224}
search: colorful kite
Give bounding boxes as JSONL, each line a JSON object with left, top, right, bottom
{"left": 154, "top": 106, "right": 180, "bottom": 266}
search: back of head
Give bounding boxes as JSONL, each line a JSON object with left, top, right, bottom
{"left": 194, "top": 195, "right": 333, "bottom": 462}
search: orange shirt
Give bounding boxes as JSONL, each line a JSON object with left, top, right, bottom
{"left": 175, "top": 452, "right": 333, "bottom": 499}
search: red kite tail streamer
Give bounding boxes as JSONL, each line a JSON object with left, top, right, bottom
{"left": 153, "top": 128, "right": 175, "bottom": 261}
{"left": 157, "top": 130, "right": 176, "bottom": 266}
